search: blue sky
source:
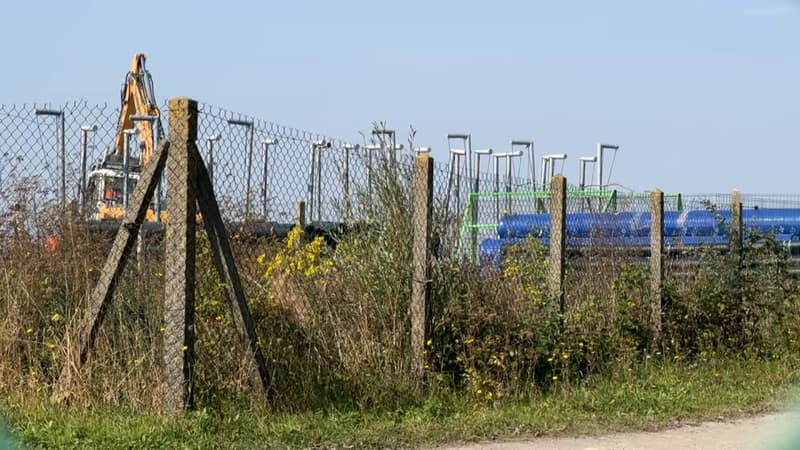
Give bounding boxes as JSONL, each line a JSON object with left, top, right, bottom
{"left": 1, "top": 0, "right": 798, "bottom": 193}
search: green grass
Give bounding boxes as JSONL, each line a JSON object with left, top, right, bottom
{"left": 4, "top": 357, "right": 799, "bottom": 449}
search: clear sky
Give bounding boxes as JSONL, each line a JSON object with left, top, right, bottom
{"left": 1, "top": 0, "right": 798, "bottom": 193}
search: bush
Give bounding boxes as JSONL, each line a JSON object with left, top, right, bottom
{"left": 663, "top": 232, "right": 800, "bottom": 358}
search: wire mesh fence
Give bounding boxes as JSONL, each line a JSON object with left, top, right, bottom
{"left": 0, "top": 102, "right": 120, "bottom": 237}
{"left": 5, "top": 97, "right": 800, "bottom": 412}
{"left": 195, "top": 103, "right": 356, "bottom": 225}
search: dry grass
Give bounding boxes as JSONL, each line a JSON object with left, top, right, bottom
{"left": 2, "top": 165, "right": 800, "bottom": 417}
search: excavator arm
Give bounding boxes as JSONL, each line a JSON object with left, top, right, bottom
{"left": 112, "top": 53, "right": 164, "bottom": 166}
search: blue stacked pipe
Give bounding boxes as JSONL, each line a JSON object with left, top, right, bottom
{"left": 481, "top": 208, "right": 800, "bottom": 261}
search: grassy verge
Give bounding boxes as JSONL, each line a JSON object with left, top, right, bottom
{"left": 4, "top": 357, "right": 798, "bottom": 449}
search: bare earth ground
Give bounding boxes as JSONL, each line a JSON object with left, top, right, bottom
{"left": 440, "top": 412, "right": 800, "bottom": 450}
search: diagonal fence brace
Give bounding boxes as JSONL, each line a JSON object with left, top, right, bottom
{"left": 56, "top": 139, "right": 171, "bottom": 395}
{"left": 189, "top": 141, "right": 272, "bottom": 400}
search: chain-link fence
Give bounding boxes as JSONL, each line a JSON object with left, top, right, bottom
{"left": 0, "top": 101, "right": 424, "bottom": 234}
{"left": 5, "top": 99, "right": 799, "bottom": 253}
{"left": 5, "top": 97, "right": 800, "bottom": 412}
{"left": 0, "top": 102, "right": 120, "bottom": 237}
{"left": 195, "top": 103, "right": 354, "bottom": 225}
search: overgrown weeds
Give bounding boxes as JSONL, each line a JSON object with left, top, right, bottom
{"left": 1, "top": 165, "right": 799, "bottom": 421}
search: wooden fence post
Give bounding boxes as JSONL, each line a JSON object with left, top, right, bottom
{"left": 548, "top": 175, "right": 567, "bottom": 314}
{"left": 650, "top": 190, "right": 664, "bottom": 341}
{"left": 162, "top": 97, "right": 198, "bottom": 414}
{"left": 411, "top": 153, "right": 434, "bottom": 378}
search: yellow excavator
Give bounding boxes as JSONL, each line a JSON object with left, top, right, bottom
{"left": 86, "top": 53, "right": 165, "bottom": 222}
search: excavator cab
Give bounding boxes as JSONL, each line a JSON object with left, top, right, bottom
{"left": 86, "top": 154, "right": 141, "bottom": 220}
{"left": 87, "top": 53, "right": 164, "bottom": 223}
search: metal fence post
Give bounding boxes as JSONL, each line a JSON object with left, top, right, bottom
{"left": 122, "top": 129, "right": 138, "bottom": 214}
{"left": 131, "top": 114, "right": 161, "bottom": 222}
{"left": 60, "top": 111, "right": 66, "bottom": 214}
{"left": 246, "top": 123, "right": 253, "bottom": 220}
{"left": 310, "top": 140, "right": 329, "bottom": 223}
{"left": 548, "top": 175, "right": 567, "bottom": 314}
{"left": 343, "top": 144, "right": 357, "bottom": 222}
{"left": 227, "top": 119, "right": 254, "bottom": 220}
{"left": 493, "top": 155, "right": 500, "bottom": 221}
{"left": 650, "top": 190, "right": 664, "bottom": 341}
{"left": 261, "top": 139, "right": 277, "bottom": 220}
{"left": 308, "top": 145, "right": 316, "bottom": 222}
{"left": 471, "top": 149, "right": 492, "bottom": 262}
{"left": 79, "top": 125, "right": 97, "bottom": 216}
{"left": 411, "top": 153, "right": 434, "bottom": 378}
{"left": 205, "top": 135, "right": 221, "bottom": 190}
{"left": 163, "top": 97, "right": 199, "bottom": 414}
{"left": 34, "top": 108, "right": 65, "bottom": 213}
{"left": 315, "top": 145, "right": 322, "bottom": 222}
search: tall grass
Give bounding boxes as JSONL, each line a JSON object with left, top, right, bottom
{"left": 1, "top": 162, "right": 799, "bottom": 416}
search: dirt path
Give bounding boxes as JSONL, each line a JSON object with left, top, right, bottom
{"left": 441, "top": 412, "right": 800, "bottom": 450}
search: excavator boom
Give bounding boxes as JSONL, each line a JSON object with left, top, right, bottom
{"left": 112, "top": 53, "right": 163, "bottom": 166}
{"left": 87, "top": 53, "right": 166, "bottom": 223}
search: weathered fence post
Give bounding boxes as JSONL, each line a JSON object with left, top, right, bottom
{"left": 650, "top": 190, "right": 664, "bottom": 341}
{"left": 411, "top": 153, "right": 434, "bottom": 378}
{"left": 55, "top": 138, "right": 170, "bottom": 399}
{"left": 162, "top": 97, "right": 198, "bottom": 414}
{"left": 548, "top": 175, "right": 567, "bottom": 314}
{"left": 295, "top": 200, "right": 306, "bottom": 229}
{"left": 731, "top": 189, "right": 744, "bottom": 306}
{"left": 55, "top": 97, "right": 271, "bottom": 409}
{"left": 731, "top": 189, "right": 743, "bottom": 258}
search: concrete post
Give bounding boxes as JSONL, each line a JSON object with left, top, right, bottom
{"left": 731, "top": 189, "right": 744, "bottom": 306}
{"left": 162, "top": 97, "right": 198, "bottom": 414}
{"left": 295, "top": 200, "right": 306, "bottom": 230}
{"left": 54, "top": 140, "right": 170, "bottom": 400}
{"left": 650, "top": 190, "right": 664, "bottom": 341}
{"left": 190, "top": 142, "right": 272, "bottom": 403}
{"left": 411, "top": 153, "right": 434, "bottom": 378}
{"left": 548, "top": 175, "right": 567, "bottom": 314}
{"left": 731, "top": 190, "right": 743, "bottom": 258}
